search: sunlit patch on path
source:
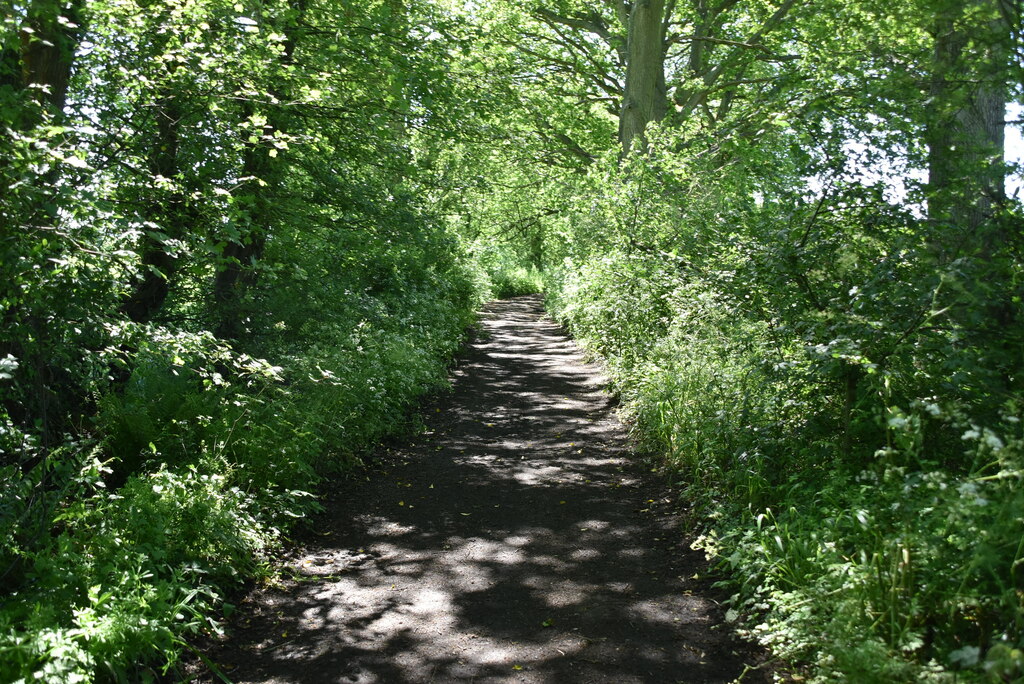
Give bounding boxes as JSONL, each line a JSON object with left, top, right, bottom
{"left": 194, "top": 295, "right": 767, "bottom": 683}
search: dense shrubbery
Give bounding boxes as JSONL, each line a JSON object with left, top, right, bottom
{"left": 481, "top": 256, "right": 545, "bottom": 299}
{"left": 0, "top": 229, "right": 479, "bottom": 682}
{"left": 542, "top": 129, "right": 1023, "bottom": 679}
{"left": 486, "top": 262, "right": 544, "bottom": 299}
{"left": 0, "top": 0, "right": 481, "bottom": 680}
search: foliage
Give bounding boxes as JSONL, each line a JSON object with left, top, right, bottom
{"left": 498, "top": 0, "right": 1023, "bottom": 676}
{"left": 0, "top": 0, "right": 482, "bottom": 679}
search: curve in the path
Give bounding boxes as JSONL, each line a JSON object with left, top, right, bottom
{"left": 198, "top": 295, "right": 766, "bottom": 684}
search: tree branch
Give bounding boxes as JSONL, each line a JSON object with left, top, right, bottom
{"left": 533, "top": 7, "right": 627, "bottom": 65}
{"left": 675, "top": 0, "right": 801, "bottom": 119}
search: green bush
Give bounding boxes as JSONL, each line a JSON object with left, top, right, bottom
{"left": 488, "top": 264, "right": 544, "bottom": 298}
{"left": 547, "top": 242, "right": 1024, "bottom": 681}
{"left": 470, "top": 243, "right": 545, "bottom": 300}
{"left": 696, "top": 408, "right": 1023, "bottom": 682}
{"left": 0, "top": 233, "right": 480, "bottom": 681}
{"left": 0, "top": 456, "right": 247, "bottom": 682}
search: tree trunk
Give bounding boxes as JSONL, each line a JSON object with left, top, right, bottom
{"left": 386, "top": 0, "right": 410, "bottom": 141}
{"left": 1, "top": 0, "right": 84, "bottom": 178}
{"left": 0, "top": 0, "right": 86, "bottom": 210}
{"left": 0, "top": 0, "right": 85, "bottom": 446}
{"left": 213, "top": 0, "right": 306, "bottom": 340}
{"left": 927, "top": 0, "right": 1006, "bottom": 243}
{"left": 619, "top": 0, "right": 668, "bottom": 155}
{"left": 926, "top": 0, "right": 1016, "bottom": 399}
{"left": 212, "top": 98, "right": 275, "bottom": 340}
{"left": 122, "top": 88, "right": 188, "bottom": 323}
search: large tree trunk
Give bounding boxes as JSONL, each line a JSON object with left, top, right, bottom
{"left": 927, "top": 0, "right": 1006, "bottom": 242}
{"left": 619, "top": 0, "right": 668, "bottom": 155}
{"left": 926, "top": 0, "right": 1016, "bottom": 399}
{"left": 18, "top": 0, "right": 85, "bottom": 120}
{"left": 1, "top": 0, "right": 84, "bottom": 177}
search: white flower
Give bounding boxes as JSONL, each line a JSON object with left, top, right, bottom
{"left": 949, "top": 645, "right": 980, "bottom": 667}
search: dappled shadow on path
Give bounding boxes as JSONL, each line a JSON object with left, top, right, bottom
{"left": 196, "top": 296, "right": 766, "bottom": 684}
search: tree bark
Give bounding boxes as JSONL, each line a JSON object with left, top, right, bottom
{"left": 20, "top": 0, "right": 85, "bottom": 118}
{"left": 926, "top": 0, "right": 1017, "bottom": 399}
{"left": 619, "top": 0, "right": 668, "bottom": 155}
{"left": 927, "top": 0, "right": 1006, "bottom": 242}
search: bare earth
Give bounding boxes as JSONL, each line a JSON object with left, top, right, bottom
{"left": 191, "top": 295, "right": 770, "bottom": 683}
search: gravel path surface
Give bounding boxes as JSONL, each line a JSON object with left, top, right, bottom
{"left": 192, "top": 295, "right": 769, "bottom": 683}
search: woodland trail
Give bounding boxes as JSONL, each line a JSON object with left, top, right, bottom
{"left": 192, "top": 296, "right": 769, "bottom": 684}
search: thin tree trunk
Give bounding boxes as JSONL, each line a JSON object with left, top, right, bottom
{"left": 212, "top": 97, "right": 275, "bottom": 340}
{"left": 213, "top": 0, "right": 306, "bottom": 340}
{"left": 122, "top": 88, "right": 189, "bottom": 323}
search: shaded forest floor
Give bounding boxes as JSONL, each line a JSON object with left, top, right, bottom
{"left": 186, "top": 296, "right": 772, "bottom": 683}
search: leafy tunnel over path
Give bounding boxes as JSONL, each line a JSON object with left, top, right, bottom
{"left": 189, "top": 296, "right": 770, "bottom": 683}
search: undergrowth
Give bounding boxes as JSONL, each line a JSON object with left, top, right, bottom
{"left": 473, "top": 244, "right": 545, "bottom": 299}
{"left": 545, "top": 248, "right": 1024, "bottom": 682}
{"left": 0, "top": 240, "right": 481, "bottom": 682}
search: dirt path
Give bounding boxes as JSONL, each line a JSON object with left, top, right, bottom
{"left": 193, "top": 296, "right": 768, "bottom": 683}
